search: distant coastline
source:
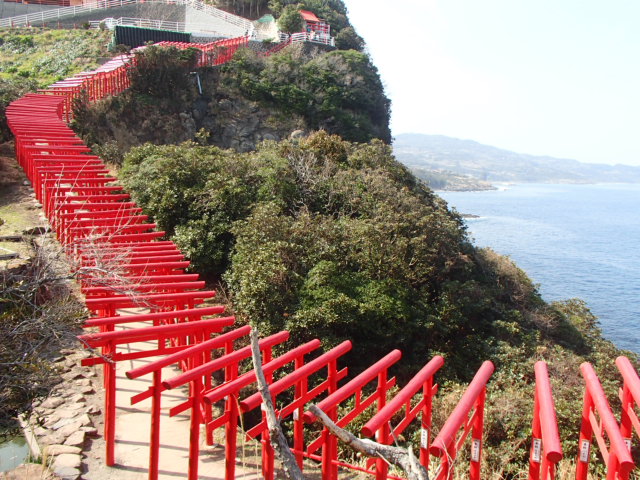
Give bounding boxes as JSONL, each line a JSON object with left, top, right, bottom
{"left": 395, "top": 133, "right": 640, "bottom": 188}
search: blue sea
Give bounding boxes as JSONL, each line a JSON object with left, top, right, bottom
{"left": 439, "top": 183, "right": 640, "bottom": 354}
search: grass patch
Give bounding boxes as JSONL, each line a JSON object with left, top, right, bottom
{"left": 0, "top": 28, "right": 112, "bottom": 87}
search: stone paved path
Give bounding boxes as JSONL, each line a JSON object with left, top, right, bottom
{"left": 82, "top": 319, "right": 260, "bottom": 480}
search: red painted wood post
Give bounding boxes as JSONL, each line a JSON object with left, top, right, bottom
{"left": 320, "top": 406, "right": 342, "bottom": 477}
{"left": 188, "top": 376, "right": 204, "bottom": 480}
{"left": 105, "top": 340, "right": 117, "bottom": 465}
{"left": 320, "top": 424, "right": 332, "bottom": 480}
{"left": 149, "top": 369, "right": 162, "bottom": 480}
{"left": 375, "top": 365, "right": 389, "bottom": 480}
{"left": 327, "top": 358, "right": 340, "bottom": 480}
{"left": 530, "top": 382, "right": 543, "bottom": 480}
{"left": 529, "top": 361, "right": 562, "bottom": 480}
{"left": 574, "top": 372, "right": 594, "bottom": 480}
{"left": 576, "top": 362, "right": 634, "bottom": 480}
{"left": 261, "top": 344, "right": 277, "bottom": 480}
{"left": 224, "top": 395, "right": 239, "bottom": 480}
{"left": 616, "top": 356, "right": 640, "bottom": 448}
{"left": 263, "top": 412, "right": 276, "bottom": 480}
{"left": 430, "top": 361, "right": 494, "bottom": 480}
{"left": 469, "top": 386, "right": 487, "bottom": 480}
{"left": 420, "top": 375, "right": 435, "bottom": 468}
{"left": 293, "top": 354, "right": 307, "bottom": 469}
{"left": 620, "top": 380, "right": 634, "bottom": 442}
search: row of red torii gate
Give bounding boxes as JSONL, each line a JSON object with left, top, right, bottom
{"left": 5, "top": 36, "right": 640, "bottom": 480}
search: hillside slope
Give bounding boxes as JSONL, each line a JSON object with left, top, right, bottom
{"left": 395, "top": 133, "right": 640, "bottom": 184}
{"left": 120, "top": 131, "right": 636, "bottom": 472}
{"left": 73, "top": 43, "right": 391, "bottom": 161}
{"left": 8, "top": 4, "right": 638, "bottom": 474}
{"left": 0, "top": 28, "right": 112, "bottom": 141}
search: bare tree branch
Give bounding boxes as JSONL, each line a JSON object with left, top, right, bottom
{"left": 249, "top": 327, "right": 306, "bottom": 480}
{"left": 307, "top": 404, "right": 429, "bottom": 480}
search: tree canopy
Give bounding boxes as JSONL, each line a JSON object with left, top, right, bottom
{"left": 277, "top": 5, "right": 304, "bottom": 33}
{"left": 220, "top": 47, "right": 391, "bottom": 143}
{"left": 121, "top": 132, "right": 606, "bottom": 379}
{"left": 119, "top": 133, "right": 637, "bottom": 470}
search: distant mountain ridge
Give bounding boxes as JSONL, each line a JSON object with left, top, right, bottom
{"left": 393, "top": 133, "right": 640, "bottom": 185}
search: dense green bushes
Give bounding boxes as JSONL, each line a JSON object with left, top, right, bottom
{"left": 0, "top": 77, "right": 38, "bottom": 142}
{"left": 121, "top": 132, "right": 597, "bottom": 377}
{"left": 219, "top": 47, "right": 391, "bottom": 143}
{"left": 128, "top": 45, "right": 199, "bottom": 98}
{"left": 120, "top": 133, "right": 637, "bottom": 472}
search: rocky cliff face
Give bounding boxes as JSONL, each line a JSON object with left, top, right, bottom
{"left": 73, "top": 42, "right": 390, "bottom": 161}
{"left": 73, "top": 67, "right": 308, "bottom": 160}
{"left": 195, "top": 94, "right": 304, "bottom": 152}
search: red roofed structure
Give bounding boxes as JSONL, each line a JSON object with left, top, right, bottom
{"left": 299, "top": 9, "right": 320, "bottom": 23}
{"left": 299, "top": 9, "right": 331, "bottom": 37}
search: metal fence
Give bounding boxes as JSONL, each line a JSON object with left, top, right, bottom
{"left": 0, "top": 0, "right": 253, "bottom": 31}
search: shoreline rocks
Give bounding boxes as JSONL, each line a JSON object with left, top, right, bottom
{"left": 16, "top": 348, "right": 103, "bottom": 480}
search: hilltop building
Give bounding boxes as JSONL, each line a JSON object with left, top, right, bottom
{"left": 299, "top": 9, "right": 331, "bottom": 43}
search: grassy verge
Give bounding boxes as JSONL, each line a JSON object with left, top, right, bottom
{"left": 0, "top": 28, "right": 112, "bottom": 87}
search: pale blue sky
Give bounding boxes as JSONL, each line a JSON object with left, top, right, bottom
{"left": 343, "top": 0, "right": 640, "bottom": 166}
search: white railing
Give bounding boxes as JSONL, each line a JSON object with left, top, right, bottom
{"left": 87, "top": 16, "right": 228, "bottom": 37}
{"left": 0, "top": 0, "right": 136, "bottom": 27}
{"left": 89, "top": 16, "right": 181, "bottom": 31}
{"left": 0, "top": 0, "right": 253, "bottom": 32}
{"left": 280, "top": 30, "right": 334, "bottom": 47}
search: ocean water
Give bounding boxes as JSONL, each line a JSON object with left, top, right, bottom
{"left": 439, "top": 183, "right": 640, "bottom": 353}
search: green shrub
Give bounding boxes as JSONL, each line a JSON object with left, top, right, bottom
{"left": 0, "top": 77, "right": 38, "bottom": 141}
{"left": 277, "top": 5, "right": 304, "bottom": 33}
{"left": 119, "top": 131, "right": 639, "bottom": 474}
{"left": 128, "top": 45, "right": 199, "bottom": 98}
{"left": 220, "top": 47, "right": 391, "bottom": 143}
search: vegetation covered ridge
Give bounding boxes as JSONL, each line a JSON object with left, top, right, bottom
{"left": 0, "top": 28, "right": 112, "bottom": 141}
{"left": 72, "top": 42, "right": 391, "bottom": 162}
{"left": 62, "top": 2, "right": 638, "bottom": 472}
{"left": 2, "top": 2, "right": 637, "bottom": 475}
{"left": 119, "top": 131, "right": 638, "bottom": 474}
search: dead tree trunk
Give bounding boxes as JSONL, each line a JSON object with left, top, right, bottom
{"left": 249, "top": 327, "right": 306, "bottom": 480}
{"left": 307, "top": 405, "right": 429, "bottom": 480}
{"left": 249, "top": 327, "right": 429, "bottom": 480}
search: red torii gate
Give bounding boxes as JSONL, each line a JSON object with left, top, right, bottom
{"left": 303, "top": 350, "right": 402, "bottom": 479}
{"left": 10, "top": 32, "right": 640, "bottom": 480}
{"left": 124, "top": 325, "right": 253, "bottom": 480}
{"left": 127, "top": 326, "right": 294, "bottom": 480}
{"left": 239, "top": 341, "right": 352, "bottom": 480}
{"left": 360, "top": 355, "right": 445, "bottom": 478}
{"left": 205, "top": 338, "right": 323, "bottom": 479}
{"left": 617, "top": 356, "right": 640, "bottom": 449}
{"left": 529, "top": 361, "right": 563, "bottom": 480}
{"left": 430, "top": 361, "right": 494, "bottom": 480}
{"left": 79, "top": 316, "right": 234, "bottom": 466}
{"left": 577, "top": 363, "right": 634, "bottom": 480}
